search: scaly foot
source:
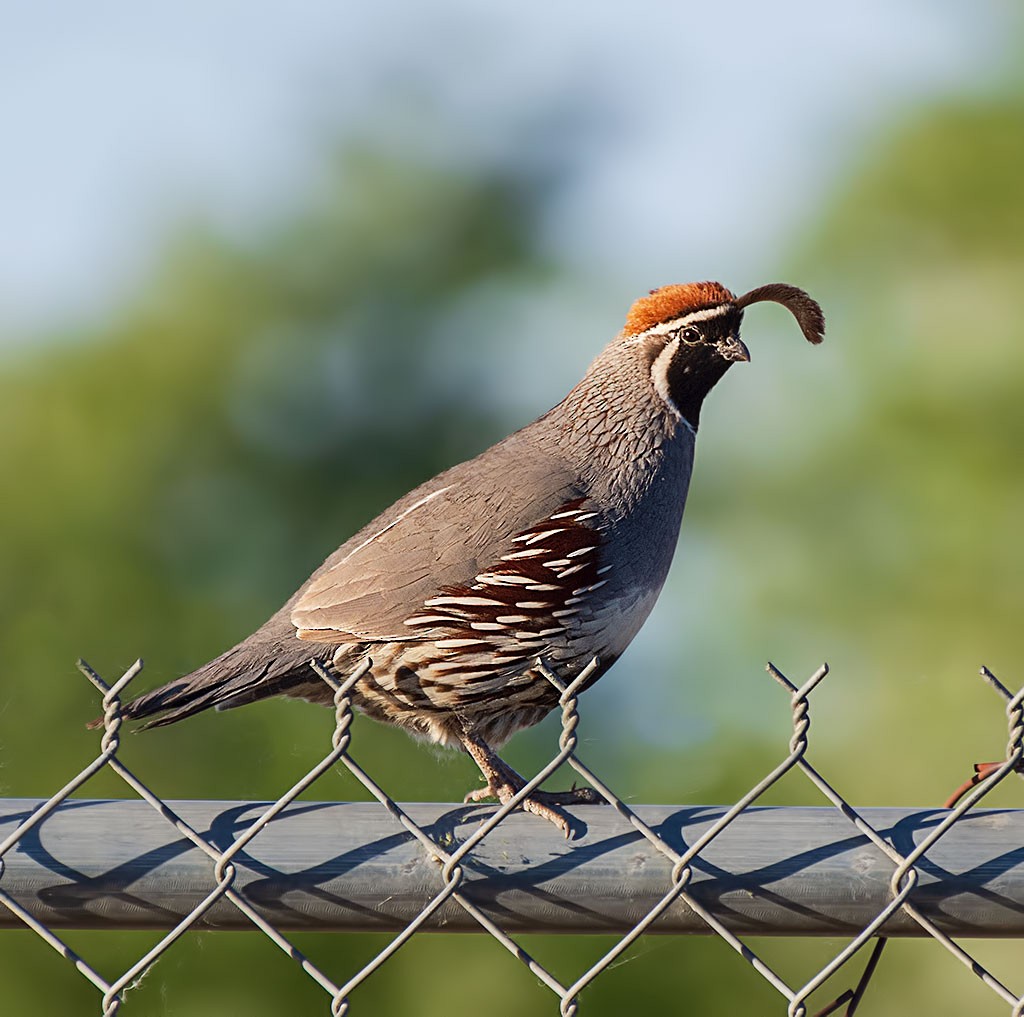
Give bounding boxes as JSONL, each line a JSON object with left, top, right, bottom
{"left": 460, "top": 733, "right": 604, "bottom": 837}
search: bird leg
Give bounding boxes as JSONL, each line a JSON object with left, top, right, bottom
{"left": 459, "top": 730, "right": 604, "bottom": 837}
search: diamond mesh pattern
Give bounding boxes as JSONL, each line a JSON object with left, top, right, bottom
{"left": 0, "top": 659, "right": 1022, "bottom": 1015}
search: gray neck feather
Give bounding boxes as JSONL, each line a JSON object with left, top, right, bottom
{"left": 535, "top": 343, "right": 694, "bottom": 518}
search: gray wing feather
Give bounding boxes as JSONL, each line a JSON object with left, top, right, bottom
{"left": 292, "top": 439, "right": 581, "bottom": 641}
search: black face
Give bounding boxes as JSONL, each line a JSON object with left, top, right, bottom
{"left": 648, "top": 307, "right": 747, "bottom": 430}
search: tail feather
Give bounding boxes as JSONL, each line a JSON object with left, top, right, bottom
{"left": 88, "top": 609, "right": 338, "bottom": 730}
{"left": 132, "top": 652, "right": 294, "bottom": 729}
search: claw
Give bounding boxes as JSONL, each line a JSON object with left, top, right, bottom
{"left": 460, "top": 774, "right": 604, "bottom": 837}
{"left": 458, "top": 729, "right": 605, "bottom": 837}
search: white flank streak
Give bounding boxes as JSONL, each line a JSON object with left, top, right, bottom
{"left": 525, "top": 583, "right": 559, "bottom": 592}
{"left": 557, "top": 563, "right": 587, "bottom": 578}
{"left": 424, "top": 595, "right": 504, "bottom": 608}
{"left": 516, "top": 601, "right": 552, "bottom": 609}
{"left": 543, "top": 558, "right": 572, "bottom": 568}
{"left": 403, "top": 614, "right": 454, "bottom": 627}
{"left": 332, "top": 485, "right": 453, "bottom": 570}
{"left": 502, "top": 548, "right": 548, "bottom": 560}
{"left": 549, "top": 509, "right": 582, "bottom": 520}
{"left": 524, "top": 529, "right": 565, "bottom": 545}
{"left": 470, "top": 622, "right": 504, "bottom": 631}
{"left": 596, "top": 565, "right": 613, "bottom": 575}
{"left": 566, "top": 546, "right": 595, "bottom": 558}
{"left": 478, "top": 573, "right": 536, "bottom": 586}
{"left": 571, "top": 580, "right": 607, "bottom": 596}
{"left": 495, "top": 615, "right": 530, "bottom": 624}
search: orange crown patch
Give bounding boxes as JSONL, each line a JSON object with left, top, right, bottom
{"left": 624, "top": 281, "right": 736, "bottom": 336}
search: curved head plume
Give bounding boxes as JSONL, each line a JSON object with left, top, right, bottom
{"left": 735, "top": 283, "right": 825, "bottom": 345}
{"left": 622, "top": 280, "right": 824, "bottom": 346}
{"left": 615, "top": 279, "right": 823, "bottom": 432}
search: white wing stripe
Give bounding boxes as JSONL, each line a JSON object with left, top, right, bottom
{"left": 326, "top": 485, "right": 454, "bottom": 572}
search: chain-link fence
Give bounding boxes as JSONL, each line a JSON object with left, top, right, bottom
{"left": 1, "top": 658, "right": 1023, "bottom": 1015}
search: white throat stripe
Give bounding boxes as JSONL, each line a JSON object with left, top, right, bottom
{"left": 650, "top": 338, "right": 681, "bottom": 420}
{"left": 649, "top": 338, "right": 698, "bottom": 436}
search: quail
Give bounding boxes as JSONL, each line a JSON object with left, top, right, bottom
{"left": 107, "top": 280, "right": 824, "bottom": 833}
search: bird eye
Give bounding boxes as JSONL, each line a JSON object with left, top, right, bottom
{"left": 679, "top": 326, "right": 702, "bottom": 344}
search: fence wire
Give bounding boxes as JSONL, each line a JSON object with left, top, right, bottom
{"left": 0, "top": 658, "right": 1023, "bottom": 1015}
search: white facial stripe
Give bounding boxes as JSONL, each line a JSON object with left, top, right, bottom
{"left": 627, "top": 302, "right": 733, "bottom": 343}
{"left": 649, "top": 337, "right": 698, "bottom": 436}
{"left": 650, "top": 339, "right": 681, "bottom": 419}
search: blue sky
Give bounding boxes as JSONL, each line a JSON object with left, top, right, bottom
{"left": 0, "top": 1, "right": 1013, "bottom": 340}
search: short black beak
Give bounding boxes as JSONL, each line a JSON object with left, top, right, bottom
{"left": 716, "top": 334, "right": 751, "bottom": 363}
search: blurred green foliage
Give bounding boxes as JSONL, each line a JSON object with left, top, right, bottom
{"left": 1, "top": 91, "right": 1023, "bottom": 1013}
{"left": 0, "top": 146, "right": 553, "bottom": 803}
{"left": 695, "top": 98, "right": 1024, "bottom": 800}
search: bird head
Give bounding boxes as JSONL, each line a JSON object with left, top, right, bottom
{"left": 622, "top": 280, "right": 825, "bottom": 431}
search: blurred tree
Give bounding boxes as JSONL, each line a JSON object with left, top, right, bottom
{"left": 707, "top": 98, "right": 1024, "bottom": 797}
{"left": 3, "top": 86, "right": 1024, "bottom": 1015}
{"left": 0, "top": 139, "right": 580, "bottom": 1014}
{"left": 657, "top": 95, "right": 1024, "bottom": 1017}
{"left": 0, "top": 143, "right": 557, "bottom": 790}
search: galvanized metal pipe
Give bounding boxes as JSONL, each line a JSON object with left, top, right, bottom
{"left": 1, "top": 799, "right": 1022, "bottom": 937}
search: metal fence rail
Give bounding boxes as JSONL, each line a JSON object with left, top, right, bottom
{"left": 5, "top": 799, "right": 1024, "bottom": 938}
{"left": 0, "top": 657, "right": 1022, "bottom": 1016}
